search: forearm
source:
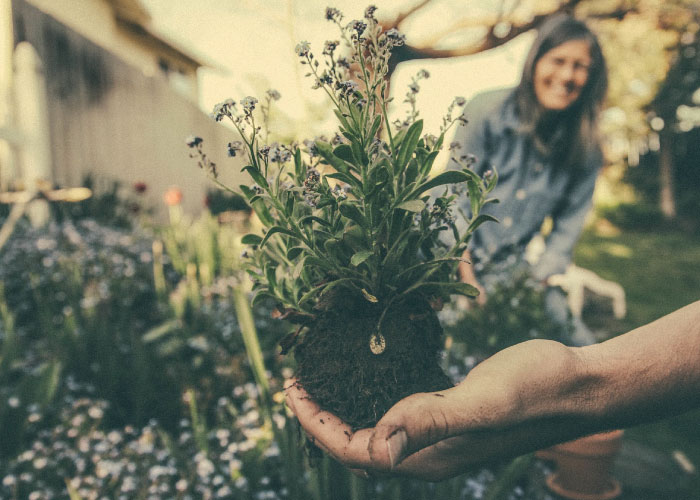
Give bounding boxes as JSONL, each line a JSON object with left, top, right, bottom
{"left": 573, "top": 300, "right": 700, "bottom": 428}
{"left": 449, "top": 301, "right": 700, "bottom": 463}
{"left": 508, "top": 300, "right": 700, "bottom": 435}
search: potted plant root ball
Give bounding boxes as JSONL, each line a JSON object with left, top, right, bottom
{"left": 190, "top": 6, "right": 498, "bottom": 430}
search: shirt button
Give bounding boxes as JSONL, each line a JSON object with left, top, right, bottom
{"left": 516, "top": 189, "right": 526, "bottom": 200}
{"left": 503, "top": 216, "right": 513, "bottom": 228}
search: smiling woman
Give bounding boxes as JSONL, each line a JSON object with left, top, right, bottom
{"left": 533, "top": 39, "right": 591, "bottom": 111}
{"left": 451, "top": 14, "right": 609, "bottom": 347}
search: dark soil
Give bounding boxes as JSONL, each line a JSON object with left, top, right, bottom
{"left": 293, "top": 290, "right": 452, "bottom": 429}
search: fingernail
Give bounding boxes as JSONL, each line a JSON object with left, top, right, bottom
{"left": 386, "top": 429, "right": 407, "bottom": 468}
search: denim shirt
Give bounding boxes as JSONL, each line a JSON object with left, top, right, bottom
{"left": 449, "top": 87, "right": 602, "bottom": 281}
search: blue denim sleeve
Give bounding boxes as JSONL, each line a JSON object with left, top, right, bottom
{"left": 531, "top": 150, "right": 602, "bottom": 281}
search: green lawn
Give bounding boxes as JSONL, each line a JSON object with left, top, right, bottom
{"left": 575, "top": 224, "right": 700, "bottom": 497}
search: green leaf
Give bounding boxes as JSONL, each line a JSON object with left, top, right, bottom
{"left": 286, "top": 246, "right": 305, "bottom": 260}
{"left": 333, "top": 144, "right": 355, "bottom": 163}
{"left": 334, "top": 109, "right": 352, "bottom": 131}
{"left": 298, "top": 277, "right": 356, "bottom": 306}
{"left": 241, "top": 234, "right": 263, "bottom": 245}
{"left": 264, "top": 263, "right": 277, "bottom": 288}
{"left": 260, "top": 225, "right": 299, "bottom": 248}
{"left": 396, "top": 199, "right": 426, "bottom": 212}
{"left": 411, "top": 170, "right": 473, "bottom": 197}
{"left": 396, "top": 120, "right": 423, "bottom": 169}
{"left": 361, "top": 288, "right": 378, "bottom": 302}
{"left": 316, "top": 141, "right": 351, "bottom": 175}
{"left": 410, "top": 281, "right": 480, "bottom": 297}
{"left": 468, "top": 214, "right": 499, "bottom": 233}
{"left": 240, "top": 185, "right": 274, "bottom": 226}
{"left": 404, "top": 158, "right": 419, "bottom": 185}
{"left": 294, "top": 148, "right": 304, "bottom": 181}
{"left": 468, "top": 180, "right": 481, "bottom": 217}
{"left": 325, "top": 172, "right": 361, "bottom": 188}
{"left": 339, "top": 202, "right": 366, "bottom": 229}
{"left": 142, "top": 319, "right": 180, "bottom": 343}
{"left": 305, "top": 256, "right": 335, "bottom": 272}
{"left": 350, "top": 250, "right": 373, "bottom": 267}
{"left": 299, "top": 215, "right": 332, "bottom": 227}
{"left": 251, "top": 290, "right": 276, "bottom": 307}
{"left": 242, "top": 165, "right": 268, "bottom": 188}
{"left": 285, "top": 191, "right": 295, "bottom": 215}
{"left": 419, "top": 150, "right": 440, "bottom": 177}
{"left": 368, "top": 114, "right": 383, "bottom": 141}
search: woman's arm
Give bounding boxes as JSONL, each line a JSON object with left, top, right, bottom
{"left": 286, "top": 300, "right": 700, "bottom": 481}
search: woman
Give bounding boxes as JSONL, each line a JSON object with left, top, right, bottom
{"left": 453, "top": 14, "right": 608, "bottom": 346}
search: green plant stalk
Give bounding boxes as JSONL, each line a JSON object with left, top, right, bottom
{"left": 152, "top": 240, "right": 167, "bottom": 297}
{"left": 232, "top": 285, "right": 272, "bottom": 421}
{"left": 484, "top": 453, "right": 535, "bottom": 500}
{"left": 186, "top": 388, "right": 209, "bottom": 454}
{"left": 0, "top": 283, "right": 17, "bottom": 376}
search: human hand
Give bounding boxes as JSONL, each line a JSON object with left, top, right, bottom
{"left": 285, "top": 339, "right": 584, "bottom": 481}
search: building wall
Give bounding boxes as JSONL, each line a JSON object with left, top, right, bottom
{"left": 11, "top": 0, "right": 242, "bottom": 216}
{"left": 18, "top": 0, "right": 199, "bottom": 101}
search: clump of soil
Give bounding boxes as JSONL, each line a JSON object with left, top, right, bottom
{"left": 293, "top": 289, "right": 452, "bottom": 429}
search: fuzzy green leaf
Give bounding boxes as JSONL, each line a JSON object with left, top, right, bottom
{"left": 368, "top": 114, "right": 383, "bottom": 141}
{"left": 468, "top": 180, "right": 481, "bottom": 217}
{"left": 410, "top": 281, "right": 480, "bottom": 297}
{"left": 339, "top": 202, "right": 366, "bottom": 229}
{"left": 294, "top": 148, "right": 304, "bottom": 181}
{"left": 419, "top": 150, "right": 441, "bottom": 177}
{"left": 242, "top": 165, "right": 268, "bottom": 188}
{"left": 260, "top": 226, "right": 299, "bottom": 248}
{"left": 396, "top": 120, "right": 423, "bottom": 169}
{"left": 316, "top": 141, "right": 351, "bottom": 175}
{"left": 325, "top": 172, "right": 361, "bottom": 189}
{"left": 411, "top": 170, "right": 473, "bottom": 197}
{"left": 286, "top": 246, "right": 304, "bottom": 260}
{"left": 299, "top": 215, "right": 332, "bottom": 227}
{"left": 350, "top": 250, "right": 373, "bottom": 267}
{"left": 251, "top": 290, "right": 276, "bottom": 307}
{"left": 333, "top": 144, "right": 355, "bottom": 163}
{"left": 361, "top": 288, "right": 378, "bottom": 302}
{"left": 468, "top": 214, "right": 499, "bottom": 233}
{"left": 241, "top": 234, "right": 263, "bottom": 245}
{"left": 396, "top": 199, "right": 426, "bottom": 212}
{"left": 241, "top": 185, "right": 274, "bottom": 226}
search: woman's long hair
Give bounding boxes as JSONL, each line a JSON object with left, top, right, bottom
{"left": 515, "top": 14, "right": 608, "bottom": 171}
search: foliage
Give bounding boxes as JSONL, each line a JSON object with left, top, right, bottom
{"left": 0, "top": 211, "right": 284, "bottom": 459}
{"left": 191, "top": 8, "right": 498, "bottom": 331}
{"left": 0, "top": 388, "right": 290, "bottom": 500}
{"left": 444, "top": 272, "right": 571, "bottom": 361}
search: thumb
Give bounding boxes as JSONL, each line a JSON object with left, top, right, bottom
{"left": 368, "top": 388, "right": 465, "bottom": 469}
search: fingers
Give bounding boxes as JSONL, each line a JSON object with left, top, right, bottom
{"left": 284, "top": 379, "right": 374, "bottom": 468}
{"left": 367, "top": 388, "right": 466, "bottom": 470}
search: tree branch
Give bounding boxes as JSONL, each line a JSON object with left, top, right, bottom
{"left": 386, "top": 0, "right": 637, "bottom": 73}
{"left": 390, "top": 0, "right": 435, "bottom": 28}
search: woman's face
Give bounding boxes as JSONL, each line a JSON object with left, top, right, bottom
{"left": 534, "top": 39, "right": 591, "bottom": 111}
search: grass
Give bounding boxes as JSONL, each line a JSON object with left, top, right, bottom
{"left": 574, "top": 221, "right": 700, "bottom": 498}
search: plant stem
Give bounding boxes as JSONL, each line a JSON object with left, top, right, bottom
{"left": 484, "top": 453, "right": 535, "bottom": 500}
